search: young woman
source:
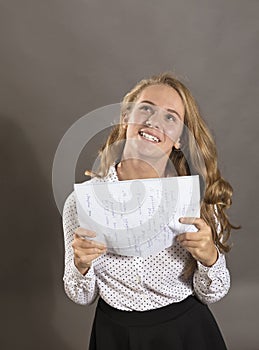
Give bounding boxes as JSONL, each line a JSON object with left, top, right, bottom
{"left": 62, "top": 73, "right": 237, "bottom": 349}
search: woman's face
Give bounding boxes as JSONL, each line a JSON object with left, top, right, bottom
{"left": 123, "top": 84, "right": 185, "bottom": 161}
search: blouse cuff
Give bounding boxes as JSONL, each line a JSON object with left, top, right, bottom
{"left": 71, "top": 260, "right": 95, "bottom": 282}
{"left": 197, "top": 248, "right": 226, "bottom": 279}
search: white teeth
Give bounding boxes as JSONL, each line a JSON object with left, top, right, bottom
{"left": 139, "top": 131, "right": 160, "bottom": 142}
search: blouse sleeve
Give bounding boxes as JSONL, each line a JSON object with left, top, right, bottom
{"left": 193, "top": 247, "right": 231, "bottom": 304}
{"left": 62, "top": 191, "right": 99, "bottom": 305}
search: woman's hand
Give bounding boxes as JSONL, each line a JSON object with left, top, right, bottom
{"left": 177, "top": 217, "right": 218, "bottom": 267}
{"left": 72, "top": 227, "right": 107, "bottom": 275}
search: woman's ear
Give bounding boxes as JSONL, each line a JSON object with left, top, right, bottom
{"left": 174, "top": 138, "right": 181, "bottom": 150}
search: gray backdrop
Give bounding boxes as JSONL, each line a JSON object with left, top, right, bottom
{"left": 0, "top": 1, "right": 258, "bottom": 349}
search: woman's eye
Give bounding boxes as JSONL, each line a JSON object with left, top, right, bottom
{"left": 139, "top": 104, "right": 153, "bottom": 113}
{"left": 166, "top": 114, "right": 177, "bottom": 122}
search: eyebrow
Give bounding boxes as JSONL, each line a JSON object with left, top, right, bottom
{"left": 139, "top": 100, "right": 182, "bottom": 120}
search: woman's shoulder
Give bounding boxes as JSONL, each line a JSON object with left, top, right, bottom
{"left": 78, "top": 164, "right": 119, "bottom": 185}
{"left": 63, "top": 164, "right": 118, "bottom": 215}
{"left": 63, "top": 191, "right": 77, "bottom": 217}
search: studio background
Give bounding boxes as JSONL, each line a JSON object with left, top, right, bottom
{"left": 0, "top": 1, "right": 258, "bottom": 349}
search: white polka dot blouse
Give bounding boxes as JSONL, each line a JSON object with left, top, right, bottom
{"left": 62, "top": 165, "right": 230, "bottom": 311}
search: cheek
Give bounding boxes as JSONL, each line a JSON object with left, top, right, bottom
{"left": 163, "top": 135, "right": 175, "bottom": 148}
{"left": 128, "top": 111, "right": 146, "bottom": 125}
{"left": 125, "top": 124, "right": 139, "bottom": 138}
{"left": 165, "top": 126, "right": 182, "bottom": 142}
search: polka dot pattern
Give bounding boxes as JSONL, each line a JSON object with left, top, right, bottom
{"left": 62, "top": 165, "right": 230, "bottom": 310}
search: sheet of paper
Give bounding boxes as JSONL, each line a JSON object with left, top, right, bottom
{"left": 74, "top": 175, "right": 200, "bottom": 257}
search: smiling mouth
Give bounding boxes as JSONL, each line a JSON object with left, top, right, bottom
{"left": 139, "top": 131, "right": 161, "bottom": 143}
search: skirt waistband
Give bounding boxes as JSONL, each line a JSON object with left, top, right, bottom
{"left": 97, "top": 295, "right": 202, "bottom": 327}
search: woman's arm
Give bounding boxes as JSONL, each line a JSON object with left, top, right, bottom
{"left": 192, "top": 249, "right": 230, "bottom": 304}
{"left": 177, "top": 217, "right": 231, "bottom": 303}
{"left": 62, "top": 192, "right": 99, "bottom": 305}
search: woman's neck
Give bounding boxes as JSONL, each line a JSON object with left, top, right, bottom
{"left": 116, "top": 158, "right": 168, "bottom": 180}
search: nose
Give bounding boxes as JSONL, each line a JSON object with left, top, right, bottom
{"left": 145, "top": 110, "right": 162, "bottom": 129}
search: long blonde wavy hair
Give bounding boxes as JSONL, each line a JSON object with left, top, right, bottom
{"left": 87, "top": 72, "right": 239, "bottom": 277}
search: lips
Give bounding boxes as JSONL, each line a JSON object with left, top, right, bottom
{"left": 138, "top": 128, "right": 162, "bottom": 143}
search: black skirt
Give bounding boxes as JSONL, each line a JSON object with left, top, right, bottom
{"left": 89, "top": 295, "right": 227, "bottom": 350}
